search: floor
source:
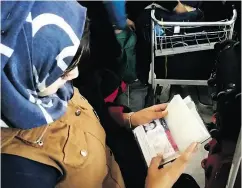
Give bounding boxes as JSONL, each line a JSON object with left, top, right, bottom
{"left": 157, "top": 85, "right": 214, "bottom": 188}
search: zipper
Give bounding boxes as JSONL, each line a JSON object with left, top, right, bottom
{"left": 34, "top": 125, "right": 49, "bottom": 146}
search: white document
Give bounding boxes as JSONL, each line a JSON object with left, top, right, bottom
{"left": 133, "top": 94, "right": 210, "bottom": 166}
{"left": 164, "top": 95, "right": 210, "bottom": 151}
{"left": 174, "top": 26, "right": 180, "bottom": 34}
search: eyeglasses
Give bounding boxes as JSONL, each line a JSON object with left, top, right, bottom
{"left": 61, "top": 48, "right": 84, "bottom": 78}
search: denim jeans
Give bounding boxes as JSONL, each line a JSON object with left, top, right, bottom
{"left": 1, "top": 154, "right": 60, "bottom": 188}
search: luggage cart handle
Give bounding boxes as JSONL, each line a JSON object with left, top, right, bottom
{"left": 151, "top": 5, "right": 237, "bottom": 27}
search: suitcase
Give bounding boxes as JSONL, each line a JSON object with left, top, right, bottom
{"left": 203, "top": 40, "right": 241, "bottom": 188}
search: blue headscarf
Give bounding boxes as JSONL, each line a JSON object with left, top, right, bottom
{"left": 1, "top": 1, "right": 87, "bottom": 129}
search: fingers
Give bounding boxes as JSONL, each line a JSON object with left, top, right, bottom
{"left": 128, "top": 25, "right": 135, "bottom": 31}
{"left": 131, "top": 24, "right": 136, "bottom": 31}
{"left": 176, "top": 142, "right": 198, "bottom": 165}
{"left": 153, "top": 110, "right": 168, "bottom": 119}
{"left": 151, "top": 103, "right": 168, "bottom": 112}
{"left": 167, "top": 142, "right": 198, "bottom": 180}
{"left": 149, "top": 154, "right": 163, "bottom": 171}
{"left": 127, "top": 19, "right": 136, "bottom": 31}
{"left": 183, "top": 142, "right": 199, "bottom": 158}
{"left": 129, "top": 26, "right": 134, "bottom": 32}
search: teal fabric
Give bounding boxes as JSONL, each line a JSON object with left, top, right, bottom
{"left": 116, "top": 30, "right": 137, "bottom": 83}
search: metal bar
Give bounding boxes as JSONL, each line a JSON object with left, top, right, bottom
{"left": 155, "top": 42, "right": 216, "bottom": 56}
{"left": 195, "top": 34, "right": 199, "bottom": 45}
{"left": 226, "top": 131, "right": 241, "bottom": 188}
{"left": 151, "top": 9, "right": 237, "bottom": 27}
{"left": 206, "top": 32, "right": 211, "bottom": 45}
{"left": 154, "top": 79, "right": 208, "bottom": 86}
{"left": 151, "top": 13, "right": 155, "bottom": 91}
{"left": 161, "top": 30, "right": 228, "bottom": 38}
{"left": 229, "top": 22, "right": 235, "bottom": 39}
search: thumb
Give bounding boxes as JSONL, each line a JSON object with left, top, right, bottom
{"left": 129, "top": 26, "right": 134, "bottom": 32}
{"left": 149, "top": 155, "right": 163, "bottom": 171}
{"left": 150, "top": 103, "right": 168, "bottom": 112}
{"left": 132, "top": 24, "right": 136, "bottom": 31}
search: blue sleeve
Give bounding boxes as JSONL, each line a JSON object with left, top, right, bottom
{"left": 103, "top": 1, "right": 127, "bottom": 30}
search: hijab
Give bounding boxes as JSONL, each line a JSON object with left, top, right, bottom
{"left": 1, "top": 1, "right": 87, "bottom": 129}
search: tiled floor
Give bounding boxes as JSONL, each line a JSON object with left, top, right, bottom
{"left": 157, "top": 85, "right": 214, "bottom": 188}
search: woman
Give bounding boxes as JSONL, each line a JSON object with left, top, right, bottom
{"left": 1, "top": 1, "right": 198, "bottom": 188}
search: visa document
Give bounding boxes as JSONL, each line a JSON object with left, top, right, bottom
{"left": 133, "top": 95, "right": 210, "bottom": 166}
{"left": 133, "top": 118, "right": 180, "bottom": 166}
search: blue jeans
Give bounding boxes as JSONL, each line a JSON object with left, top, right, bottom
{"left": 1, "top": 154, "right": 60, "bottom": 188}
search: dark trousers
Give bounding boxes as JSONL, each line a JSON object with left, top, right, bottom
{"left": 1, "top": 154, "right": 60, "bottom": 188}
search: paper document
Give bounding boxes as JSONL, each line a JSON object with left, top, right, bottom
{"left": 133, "top": 94, "right": 210, "bottom": 166}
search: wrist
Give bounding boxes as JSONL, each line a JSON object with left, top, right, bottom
{"left": 123, "top": 112, "right": 135, "bottom": 129}
{"left": 127, "top": 112, "right": 135, "bottom": 129}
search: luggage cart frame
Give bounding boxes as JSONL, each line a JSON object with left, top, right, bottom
{"left": 150, "top": 5, "right": 240, "bottom": 187}
{"left": 150, "top": 5, "right": 237, "bottom": 94}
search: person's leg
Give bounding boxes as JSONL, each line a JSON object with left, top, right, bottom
{"left": 106, "top": 128, "right": 147, "bottom": 188}
{"left": 1, "top": 154, "right": 60, "bottom": 188}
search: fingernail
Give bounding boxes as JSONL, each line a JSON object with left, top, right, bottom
{"left": 157, "top": 153, "right": 162, "bottom": 157}
{"left": 156, "top": 153, "right": 164, "bottom": 162}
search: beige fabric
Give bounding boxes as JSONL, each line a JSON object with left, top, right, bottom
{"left": 175, "top": 1, "right": 196, "bottom": 13}
{"left": 1, "top": 87, "right": 125, "bottom": 188}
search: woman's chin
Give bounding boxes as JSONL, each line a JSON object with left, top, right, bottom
{"left": 38, "top": 79, "right": 67, "bottom": 97}
{"left": 38, "top": 87, "right": 59, "bottom": 97}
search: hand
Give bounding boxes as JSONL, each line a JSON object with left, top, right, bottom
{"left": 174, "top": 1, "right": 194, "bottom": 13}
{"left": 146, "top": 142, "right": 198, "bottom": 188}
{"left": 174, "top": 1, "right": 188, "bottom": 13}
{"left": 126, "top": 18, "right": 135, "bottom": 31}
{"left": 130, "top": 104, "right": 168, "bottom": 127}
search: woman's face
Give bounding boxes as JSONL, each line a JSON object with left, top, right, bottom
{"left": 38, "top": 67, "right": 79, "bottom": 97}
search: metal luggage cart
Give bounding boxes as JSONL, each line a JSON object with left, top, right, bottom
{"left": 150, "top": 5, "right": 237, "bottom": 102}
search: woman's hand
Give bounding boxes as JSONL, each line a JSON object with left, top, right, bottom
{"left": 126, "top": 18, "right": 136, "bottom": 31}
{"left": 174, "top": 1, "right": 188, "bottom": 13}
{"left": 174, "top": 0, "right": 195, "bottom": 13}
{"left": 130, "top": 104, "right": 168, "bottom": 127}
{"left": 115, "top": 19, "right": 135, "bottom": 34}
{"left": 108, "top": 104, "right": 167, "bottom": 128}
{"left": 146, "top": 142, "right": 198, "bottom": 188}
